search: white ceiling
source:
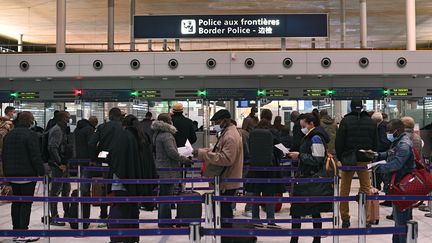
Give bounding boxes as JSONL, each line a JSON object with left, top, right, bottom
{"left": 1, "top": 0, "right": 432, "bottom": 49}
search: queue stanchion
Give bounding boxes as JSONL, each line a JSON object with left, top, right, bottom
{"left": 77, "top": 165, "right": 83, "bottom": 230}
{"left": 204, "top": 193, "right": 214, "bottom": 243}
{"left": 189, "top": 222, "right": 202, "bottom": 243}
{"left": 358, "top": 192, "right": 367, "bottom": 243}
{"left": 332, "top": 176, "right": 340, "bottom": 243}
{"left": 407, "top": 221, "right": 418, "bottom": 243}
{"left": 425, "top": 192, "right": 432, "bottom": 217}
{"left": 214, "top": 176, "right": 221, "bottom": 243}
{"left": 43, "top": 175, "right": 51, "bottom": 243}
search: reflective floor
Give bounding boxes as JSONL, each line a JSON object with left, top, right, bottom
{"left": 0, "top": 181, "right": 431, "bottom": 243}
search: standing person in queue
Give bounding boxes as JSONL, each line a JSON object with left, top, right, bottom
{"left": 242, "top": 105, "right": 259, "bottom": 133}
{"left": 45, "top": 110, "right": 60, "bottom": 132}
{"left": 108, "top": 115, "right": 157, "bottom": 243}
{"left": 171, "top": 103, "right": 197, "bottom": 147}
{"left": 319, "top": 110, "right": 338, "bottom": 155}
{"left": 151, "top": 113, "right": 192, "bottom": 228}
{"left": 141, "top": 111, "right": 154, "bottom": 139}
{"left": 2, "top": 111, "right": 44, "bottom": 242}
{"left": 287, "top": 112, "right": 333, "bottom": 243}
{"left": 4, "top": 106, "right": 16, "bottom": 121}
{"left": 193, "top": 109, "right": 243, "bottom": 227}
{"left": 0, "top": 117, "right": 14, "bottom": 195}
{"left": 335, "top": 100, "right": 377, "bottom": 228}
{"left": 273, "top": 115, "right": 292, "bottom": 148}
{"left": 88, "top": 108, "right": 124, "bottom": 223}
{"left": 47, "top": 111, "right": 72, "bottom": 226}
{"left": 365, "top": 119, "right": 415, "bottom": 243}
{"left": 290, "top": 111, "right": 303, "bottom": 152}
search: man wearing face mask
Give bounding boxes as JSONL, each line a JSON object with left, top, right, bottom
{"left": 365, "top": 119, "right": 415, "bottom": 243}
{"left": 242, "top": 105, "right": 259, "bottom": 133}
{"left": 193, "top": 109, "right": 243, "bottom": 227}
{"left": 335, "top": 100, "right": 377, "bottom": 228}
{"left": 47, "top": 111, "right": 72, "bottom": 226}
{"left": 4, "top": 106, "right": 16, "bottom": 121}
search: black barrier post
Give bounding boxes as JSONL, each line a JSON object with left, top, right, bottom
{"left": 77, "top": 165, "right": 83, "bottom": 230}
{"left": 204, "top": 193, "right": 213, "bottom": 243}
{"left": 214, "top": 176, "right": 221, "bottom": 243}
{"left": 189, "top": 222, "right": 201, "bottom": 243}
{"left": 358, "top": 192, "right": 367, "bottom": 243}
{"left": 43, "top": 175, "right": 51, "bottom": 243}
{"left": 407, "top": 221, "right": 418, "bottom": 243}
{"left": 333, "top": 176, "right": 340, "bottom": 243}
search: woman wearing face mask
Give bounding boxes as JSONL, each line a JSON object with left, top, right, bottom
{"left": 151, "top": 113, "right": 192, "bottom": 228}
{"left": 287, "top": 112, "right": 333, "bottom": 243}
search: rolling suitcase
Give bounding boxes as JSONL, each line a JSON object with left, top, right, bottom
{"left": 176, "top": 164, "right": 202, "bottom": 226}
{"left": 368, "top": 171, "right": 380, "bottom": 225}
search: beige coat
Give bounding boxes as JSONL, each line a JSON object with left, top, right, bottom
{"left": 198, "top": 124, "right": 243, "bottom": 191}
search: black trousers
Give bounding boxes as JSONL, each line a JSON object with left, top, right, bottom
{"left": 290, "top": 213, "right": 322, "bottom": 243}
{"left": 49, "top": 166, "right": 71, "bottom": 218}
{"left": 214, "top": 189, "right": 237, "bottom": 228}
{"left": 10, "top": 182, "right": 36, "bottom": 230}
{"left": 108, "top": 191, "right": 139, "bottom": 243}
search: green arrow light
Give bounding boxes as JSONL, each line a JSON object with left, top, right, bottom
{"left": 130, "top": 90, "right": 139, "bottom": 97}
{"left": 325, "top": 89, "right": 335, "bottom": 96}
{"left": 10, "top": 91, "right": 18, "bottom": 98}
{"left": 257, "top": 89, "right": 266, "bottom": 96}
{"left": 197, "top": 90, "right": 207, "bottom": 97}
{"left": 383, "top": 89, "right": 390, "bottom": 96}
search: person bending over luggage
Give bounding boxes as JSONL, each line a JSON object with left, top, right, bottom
{"left": 2, "top": 111, "right": 44, "bottom": 242}
{"left": 193, "top": 109, "right": 243, "bottom": 228}
{"left": 364, "top": 119, "right": 415, "bottom": 243}
{"left": 245, "top": 111, "right": 285, "bottom": 229}
{"left": 151, "top": 113, "right": 192, "bottom": 228}
{"left": 287, "top": 112, "right": 333, "bottom": 243}
{"left": 108, "top": 115, "right": 157, "bottom": 243}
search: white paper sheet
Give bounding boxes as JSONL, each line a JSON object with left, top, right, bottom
{"left": 275, "top": 143, "right": 290, "bottom": 154}
{"left": 178, "top": 139, "right": 193, "bottom": 157}
{"left": 98, "top": 151, "right": 109, "bottom": 159}
{"left": 367, "top": 160, "right": 387, "bottom": 169}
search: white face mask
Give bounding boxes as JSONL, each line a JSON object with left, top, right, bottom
{"left": 214, "top": 125, "right": 223, "bottom": 133}
{"left": 301, "top": 127, "right": 309, "bottom": 135}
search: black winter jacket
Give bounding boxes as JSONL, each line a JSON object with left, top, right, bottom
{"left": 335, "top": 111, "right": 378, "bottom": 162}
{"left": 171, "top": 113, "right": 197, "bottom": 147}
{"left": 74, "top": 119, "right": 95, "bottom": 159}
{"left": 88, "top": 120, "right": 123, "bottom": 162}
{"left": 2, "top": 126, "right": 45, "bottom": 177}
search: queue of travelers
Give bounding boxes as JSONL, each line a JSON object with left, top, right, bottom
{"left": 0, "top": 101, "right": 428, "bottom": 243}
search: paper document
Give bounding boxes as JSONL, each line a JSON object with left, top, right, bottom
{"left": 178, "top": 139, "right": 194, "bottom": 157}
{"left": 275, "top": 143, "right": 290, "bottom": 154}
{"left": 367, "top": 160, "right": 387, "bottom": 169}
{"left": 98, "top": 151, "right": 109, "bottom": 159}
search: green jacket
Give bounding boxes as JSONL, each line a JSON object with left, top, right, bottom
{"left": 320, "top": 115, "right": 337, "bottom": 154}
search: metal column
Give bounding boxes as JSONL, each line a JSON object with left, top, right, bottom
{"left": 108, "top": 0, "right": 115, "bottom": 51}
{"left": 340, "top": 0, "right": 346, "bottom": 48}
{"left": 406, "top": 0, "right": 417, "bottom": 51}
{"left": 406, "top": 221, "right": 418, "bottom": 243}
{"left": 332, "top": 176, "right": 340, "bottom": 243}
{"left": 129, "top": 0, "right": 135, "bottom": 51}
{"left": 18, "top": 34, "right": 23, "bottom": 52}
{"left": 360, "top": 0, "right": 368, "bottom": 48}
{"left": 56, "top": 0, "right": 66, "bottom": 53}
{"left": 358, "top": 192, "right": 367, "bottom": 243}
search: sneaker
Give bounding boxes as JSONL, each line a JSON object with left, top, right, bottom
{"left": 97, "top": 223, "right": 107, "bottom": 228}
{"left": 242, "top": 210, "right": 252, "bottom": 217}
{"left": 14, "top": 237, "right": 40, "bottom": 242}
{"left": 266, "top": 223, "right": 282, "bottom": 229}
{"left": 379, "top": 201, "right": 392, "bottom": 207}
{"left": 386, "top": 214, "right": 394, "bottom": 220}
{"left": 253, "top": 223, "right": 265, "bottom": 228}
{"left": 49, "top": 221, "right": 66, "bottom": 227}
{"left": 342, "top": 220, "right": 350, "bottom": 228}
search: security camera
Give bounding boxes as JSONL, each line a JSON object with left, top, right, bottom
{"left": 321, "top": 57, "right": 331, "bottom": 68}
{"left": 283, "top": 58, "right": 293, "bottom": 68}
{"left": 93, "top": 60, "right": 103, "bottom": 70}
{"left": 359, "top": 57, "right": 369, "bottom": 68}
{"left": 179, "top": 76, "right": 184, "bottom": 80}
{"left": 130, "top": 59, "right": 140, "bottom": 70}
{"left": 244, "top": 58, "right": 255, "bottom": 69}
{"left": 19, "top": 61, "right": 29, "bottom": 71}
{"left": 317, "top": 75, "right": 323, "bottom": 79}
{"left": 206, "top": 58, "right": 216, "bottom": 69}
{"left": 397, "top": 57, "right": 407, "bottom": 68}
{"left": 168, "top": 59, "right": 178, "bottom": 69}
{"left": 412, "top": 74, "right": 417, "bottom": 79}
{"left": 56, "top": 60, "right": 66, "bottom": 71}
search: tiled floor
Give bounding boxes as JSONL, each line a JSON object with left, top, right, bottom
{"left": 0, "top": 181, "right": 431, "bottom": 243}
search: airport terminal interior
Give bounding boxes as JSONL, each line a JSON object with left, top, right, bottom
{"left": 1, "top": 0, "right": 432, "bottom": 242}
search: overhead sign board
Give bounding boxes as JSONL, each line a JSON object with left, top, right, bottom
{"left": 333, "top": 88, "right": 383, "bottom": 99}
{"left": 81, "top": 90, "right": 131, "bottom": 102}
{"left": 134, "top": 14, "right": 328, "bottom": 38}
{"left": 207, "top": 88, "right": 257, "bottom": 100}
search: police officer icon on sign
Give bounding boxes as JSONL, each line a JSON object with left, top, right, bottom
{"left": 181, "top": 19, "right": 196, "bottom": 34}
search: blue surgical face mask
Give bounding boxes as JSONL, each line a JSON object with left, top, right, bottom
{"left": 301, "top": 127, "right": 309, "bottom": 135}
{"left": 386, "top": 133, "right": 396, "bottom": 142}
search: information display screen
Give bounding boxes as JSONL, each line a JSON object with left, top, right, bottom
{"left": 82, "top": 90, "right": 131, "bottom": 102}
{"left": 303, "top": 89, "right": 326, "bottom": 97}
{"left": 265, "top": 89, "right": 289, "bottom": 98}
{"left": 17, "top": 91, "right": 40, "bottom": 99}
{"left": 207, "top": 88, "right": 257, "bottom": 100}
{"left": 333, "top": 88, "right": 383, "bottom": 99}
{"left": 390, "top": 88, "right": 412, "bottom": 97}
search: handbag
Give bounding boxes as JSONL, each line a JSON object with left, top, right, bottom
{"left": 389, "top": 147, "right": 432, "bottom": 211}
{"left": 293, "top": 143, "right": 338, "bottom": 197}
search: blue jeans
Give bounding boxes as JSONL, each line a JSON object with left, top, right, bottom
{"left": 252, "top": 192, "right": 275, "bottom": 220}
{"left": 392, "top": 204, "right": 412, "bottom": 243}
{"left": 158, "top": 184, "right": 175, "bottom": 227}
